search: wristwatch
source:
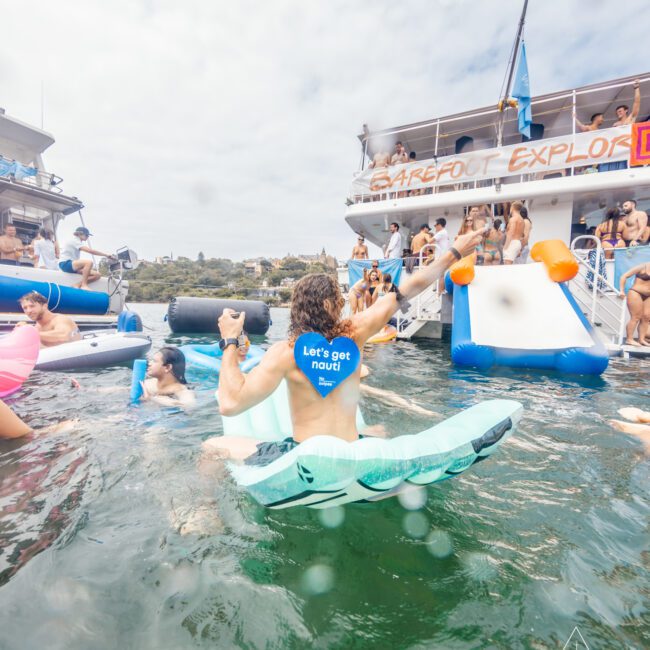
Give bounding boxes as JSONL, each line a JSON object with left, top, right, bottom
{"left": 218, "top": 338, "right": 239, "bottom": 351}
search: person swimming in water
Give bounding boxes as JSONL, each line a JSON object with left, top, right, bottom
{"left": 141, "top": 346, "right": 196, "bottom": 408}
{"left": 202, "top": 228, "right": 482, "bottom": 464}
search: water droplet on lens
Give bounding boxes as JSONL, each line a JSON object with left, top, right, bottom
{"left": 403, "top": 511, "right": 428, "bottom": 538}
{"left": 301, "top": 564, "right": 335, "bottom": 596}
{"left": 426, "top": 529, "right": 453, "bottom": 558}
{"left": 318, "top": 506, "right": 345, "bottom": 528}
{"left": 397, "top": 486, "right": 427, "bottom": 511}
{"left": 460, "top": 552, "right": 498, "bottom": 581}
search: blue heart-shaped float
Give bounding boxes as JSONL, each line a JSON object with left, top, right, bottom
{"left": 294, "top": 332, "right": 360, "bottom": 397}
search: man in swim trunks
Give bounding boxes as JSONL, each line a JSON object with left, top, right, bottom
{"left": 203, "top": 229, "right": 483, "bottom": 464}
{"left": 0, "top": 224, "right": 24, "bottom": 265}
{"left": 59, "top": 226, "right": 115, "bottom": 290}
{"left": 411, "top": 224, "right": 432, "bottom": 255}
{"left": 613, "top": 79, "right": 641, "bottom": 126}
{"left": 351, "top": 235, "right": 369, "bottom": 260}
{"left": 620, "top": 199, "right": 648, "bottom": 247}
{"left": 503, "top": 201, "right": 526, "bottom": 265}
{"left": 16, "top": 291, "right": 81, "bottom": 347}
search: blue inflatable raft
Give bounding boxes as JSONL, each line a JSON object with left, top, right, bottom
{"left": 180, "top": 342, "right": 265, "bottom": 376}
{"left": 221, "top": 382, "right": 522, "bottom": 509}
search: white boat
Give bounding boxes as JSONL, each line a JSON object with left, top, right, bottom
{"left": 344, "top": 72, "right": 650, "bottom": 357}
{"left": 35, "top": 330, "right": 152, "bottom": 371}
{"left": 0, "top": 107, "right": 136, "bottom": 330}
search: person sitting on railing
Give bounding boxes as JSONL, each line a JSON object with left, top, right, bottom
{"left": 595, "top": 208, "right": 626, "bottom": 259}
{"left": 618, "top": 261, "right": 650, "bottom": 347}
{"left": 59, "top": 226, "right": 116, "bottom": 290}
{"left": 0, "top": 223, "right": 24, "bottom": 266}
{"left": 613, "top": 79, "right": 641, "bottom": 126}
{"left": 576, "top": 112, "right": 604, "bottom": 132}
{"left": 483, "top": 219, "right": 504, "bottom": 266}
{"left": 621, "top": 199, "right": 648, "bottom": 247}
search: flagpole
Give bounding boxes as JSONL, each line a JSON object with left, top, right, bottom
{"left": 497, "top": 0, "right": 529, "bottom": 146}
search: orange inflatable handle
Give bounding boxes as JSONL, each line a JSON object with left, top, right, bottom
{"left": 449, "top": 253, "right": 476, "bottom": 285}
{"left": 530, "top": 240, "right": 579, "bottom": 282}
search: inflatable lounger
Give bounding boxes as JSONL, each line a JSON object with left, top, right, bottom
{"left": 0, "top": 326, "right": 40, "bottom": 397}
{"left": 367, "top": 325, "right": 397, "bottom": 344}
{"left": 180, "top": 342, "right": 265, "bottom": 375}
{"left": 221, "top": 383, "right": 522, "bottom": 509}
{"left": 36, "top": 331, "right": 152, "bottom": 371}
{"left": 449, "top": 240, "right": 609, "bottom": 375}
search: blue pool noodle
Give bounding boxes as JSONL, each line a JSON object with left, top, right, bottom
{"left": 130, "top": 358, "right": 148, "bottom": 403}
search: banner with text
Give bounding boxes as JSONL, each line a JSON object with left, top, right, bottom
{"left": 351, "top": 126, "right": 632, "bottom": 195}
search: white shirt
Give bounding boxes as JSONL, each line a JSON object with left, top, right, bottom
{"left": 60, "top": 236, "right": 83, "bottom": 262}
{"left": 33, "top": 239, "right": 58, "bottom": 270}
{"left": 386, "top": 231, "right": 402, "bottom": 259}
{"left": 433, "top": 228, "right": 450, "bottom": 255}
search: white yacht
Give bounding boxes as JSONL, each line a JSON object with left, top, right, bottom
{"left": 0, "top": 108, "right": 135, "bottom": 330}
{"left": 344, "top": 73, "right": 650, "bottom": 354}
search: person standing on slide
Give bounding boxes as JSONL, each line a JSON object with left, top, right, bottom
{"left": 203, "top": 229, "right": 483, "bottom": 464}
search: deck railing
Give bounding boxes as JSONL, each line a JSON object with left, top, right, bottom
{"left": 0, "top": 154, "right": 63, "bottom": 193}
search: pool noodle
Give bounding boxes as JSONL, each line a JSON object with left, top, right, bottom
{"left": 130, "top": 359, "right": 147, "bottom": 403}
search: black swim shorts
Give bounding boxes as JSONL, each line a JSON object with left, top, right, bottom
{"left": 244, "top": 437, "right": 299, "bottom": 467}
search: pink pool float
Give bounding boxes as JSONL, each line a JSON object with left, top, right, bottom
{"left": 0, "top": 325, "right": 40, "bottom": 398}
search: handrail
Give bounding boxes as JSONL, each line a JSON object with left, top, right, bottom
{"left": 570, "top": 235, "right": 628, "bottom": 344}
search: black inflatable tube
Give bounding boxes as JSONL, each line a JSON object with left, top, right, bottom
{"left": 167, "top": 297, "right": 271, "bottom": 335}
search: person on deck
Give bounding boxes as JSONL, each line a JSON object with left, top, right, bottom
{"left": 59, "top": 226, "right": 115, "bottom": 290}
{"left": 618, "top": 262, "right": 650, "bottom": 347}
{"left": 575, "top": 113, "right": 604, "bottom": 132}
{"left": 0, "top": 224, "right": 24, "bottom": 265}
{"left": 16, "top": 291, "right": 80, "bottom": 347}
{"left": 595, "top": 208, "right": 626, "bottom": 259}
{"left": 351, "top": 235, "right": 369, "bottom": 260}
{"left": 202, "top": 228, "right": 483, "bottom": 464}
{"left": 516, "top": 207, "right": 533, "bottom": 264}
{"left": 32, "top": 228, "right": 60, "bottom": 270}
{"left": 483, "top": 219, "right": 504, "bottom": 265}
{"left": 621, "top": 199, "right": 648, "bottom": 247}
{"left": 613, "top": 79, "right": 641, "bottom": 126}
{"left": 385, "top": 222, "right": 403, "bottom": 259}
{"left": 503, "top": 201, "right": 526, "bottom": 265}
{"left": 411, "top": 224, "right": 432, "bottom": 255}
{"left": 390, "top": 141, "right": 408, "bottom": 166}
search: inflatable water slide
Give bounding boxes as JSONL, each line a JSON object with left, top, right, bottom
{"left": 449, "top": 240, "right": 609, "bottom": 375}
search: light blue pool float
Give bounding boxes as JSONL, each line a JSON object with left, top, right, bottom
{"left": 220, "top": 382, "right": 523, "bottom": 509}
{"left": 180, "top": 342, "right": 265, "bottom": 375}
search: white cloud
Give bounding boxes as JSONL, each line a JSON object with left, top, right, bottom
{"left": 2, "top": 0, "right": 648, "bottom": 261}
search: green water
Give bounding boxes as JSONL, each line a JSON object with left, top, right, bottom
{"left": 0, "top": 304, "right": 648, "bottom": 649}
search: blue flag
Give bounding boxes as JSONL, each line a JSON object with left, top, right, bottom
{"left": 511, "top": 41, "right": 532, "bottom": 138}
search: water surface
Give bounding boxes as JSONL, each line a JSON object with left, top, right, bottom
{"left": 0, "top": 304, "right": 648, "bottom": 649}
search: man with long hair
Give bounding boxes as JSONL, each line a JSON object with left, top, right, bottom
{"left": 205, "top": 230, "right": 482, "bottom": 464}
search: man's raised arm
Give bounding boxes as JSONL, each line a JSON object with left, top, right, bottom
{"left": 353, "top": 230, "right": 483, "bottom": 342}
{"left": 217, "top": 310, "right": 286, "bottom": 416}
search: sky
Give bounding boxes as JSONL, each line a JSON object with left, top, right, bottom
{"left": 2, "top": 0, "right": 648, "bottom": 262}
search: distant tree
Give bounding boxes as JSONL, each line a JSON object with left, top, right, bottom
{"left": 197, "top": 251, "right": 205, "bottom": 264}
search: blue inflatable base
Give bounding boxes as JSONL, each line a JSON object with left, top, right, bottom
{"left": 180, "top": 342, "right": 265, "bottom": 376}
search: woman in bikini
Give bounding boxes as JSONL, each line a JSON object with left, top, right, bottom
{"left": 456, "top": 211, "right": 484, "bottom": 263}
{"left": 596, "top": 208, "right": 626, "bottom": 259}
{"left": 349, "top": 270, "right": 370, "bottom": 314}
{"left": 372, "top": 273, "right": 396, "bottom": 304}
{"left": 482, "top": 219, "right": 504, "bottom": 265}
{"left": 366, "top": 269, "right": 382, "bottom": 308}
{"left": 618, "top": 262, "right": 650, "bottom": 346}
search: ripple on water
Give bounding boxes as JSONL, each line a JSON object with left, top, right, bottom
{"left": 0, "top": 305, "right": 648, "bottom": 649}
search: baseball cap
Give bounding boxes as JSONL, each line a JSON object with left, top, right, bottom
{"left": 74, "top": 226, "right": 92, "bottom": 236}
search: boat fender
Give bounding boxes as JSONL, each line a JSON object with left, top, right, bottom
{"left": 130, "top": 358, "right": 148, "bottom": 403}
{"left": 118, "top": 311, "right": 143, "bottom": 332}
{"left": 167, "top": 297, "right": 271, "bottom": 335}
